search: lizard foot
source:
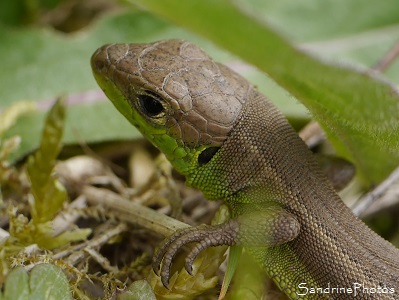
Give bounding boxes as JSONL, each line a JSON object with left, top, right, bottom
{"left": 152, "top": 208, "right": 300, "bottom": 288}
{"left": 152, "top": 221, "right": 239, "bottom": 288}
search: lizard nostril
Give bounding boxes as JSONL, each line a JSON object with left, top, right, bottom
{"left": 93, "top": 56, "right": 105, "bottom": 71}
{"left": 91, "top": 47, "right": 109, "bottom": 72}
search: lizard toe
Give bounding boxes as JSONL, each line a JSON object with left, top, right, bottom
{"left": 154, "top": 222, "right": 239, "bottom": 287}
{"left": 154, "top": 225, "right": 212, "bottom": 287}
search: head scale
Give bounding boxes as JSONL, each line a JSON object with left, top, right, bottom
{"left": 91, "top": 40, "right": 250, "bottom": 176}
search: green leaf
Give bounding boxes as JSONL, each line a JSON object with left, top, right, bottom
{"left": 33, "top": 223, "right": 91, "bottom": 250}
{"left": 0, "top": 102, "right": 36, "bottom": 137}
{"left": 118, "top": 280, "right": 157, "bottom": 300}
{"left": 220, "top": 246, "right": 241, "bottom": 300}
{"left": 225, "top": 252, "right": 266, "bottom": 300}
{"left": 127, "top": 0, "right": 399, "bottom": 185}
{"left": 1, "top": 9, "right": 304, "bottom": 162}
{"left": 21, "top": 98, "right": 90, "bottom": 249}
{"left": 1, "top": 17, "right": 144, "bottom": 161}
{"left": 27, "top": 98, "right": 66, "bottom": 224}
{"left": 4, "top": 267, "right": 29, "bottom": 300}
{"left": 29, "top": 264, "right": 72, "bottom": 300}
{"left": 3, "top": 264, "right": 72, "bottom": 300}
{"left": 3, "top": 1, "right": 399, "bottom": 185}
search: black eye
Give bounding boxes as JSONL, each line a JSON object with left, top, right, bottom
{"left": 138, "top": 90, "right": 165, "bottom": 117}
{"left": 198, "top": 147, "right": 221, "bottom": 166}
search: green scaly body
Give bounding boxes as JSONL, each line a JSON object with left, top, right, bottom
{"left": 91, "top": 40, "right": 399, "bottom": 299}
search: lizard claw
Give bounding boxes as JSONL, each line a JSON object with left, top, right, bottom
{"left": 152, "top": 228, "right": 192, "bottom": 276}
{"left": 185, "top": 239, "right": 212, "bottom": 275}
{"left": 153, "top": 222, "right": 239, "bottom": 288}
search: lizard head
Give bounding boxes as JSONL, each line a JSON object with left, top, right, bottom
{"left": 91, "top": 40, "right": 249, "bottom": 177}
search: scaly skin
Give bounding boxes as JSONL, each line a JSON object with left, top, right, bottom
{"left": 91, "top": 40, "right": 399, "bottom": 299}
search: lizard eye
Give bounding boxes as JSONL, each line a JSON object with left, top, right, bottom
{"left": 198, "top": 147, "right": 220, "bottom": 166}
{"left": 138, "top": 90, "right": 165, "bottom": 117}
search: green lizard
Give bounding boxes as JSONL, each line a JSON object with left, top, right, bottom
{"left": 91, "top": 40, "right": 399, "bottom": 299}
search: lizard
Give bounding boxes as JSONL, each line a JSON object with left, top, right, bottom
{"left": 91, "top": 39, "right": 399, "bottom": 299}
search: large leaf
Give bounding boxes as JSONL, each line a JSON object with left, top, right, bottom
{"left": 1, "top": 15, "right": 146, "bottom": 161}
{"left": 2, "top": 0, "right": 399, "bottom": 185}
{"left": 3, "top": 264, "right": 72, "bottom": 300}
{"left": 128, "top": 0, "right": 399, "bottom": 185}
{"left": 0, "top": 9, "right": 306, "bottom": 161}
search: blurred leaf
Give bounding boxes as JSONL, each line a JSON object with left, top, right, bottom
{"left": 1, "top": 9, "right": 304, "bottom": 162}
{"left": 32, "top": 222, "right": 91, "bottom": 250}
{"left": 0, "top": 137, "right": 21, "bottom": 184}
{"left": 225, "top": 252, "right": 266, "bottom": 300}
{"left": 128, "top": 0, "right": 399, "bottom": 185}
{"left": 118, "top": 280, "right": 157, "bottom": 300}
{"left": 29, "top": 264, "right": 72, "bottom": 300}
{"left": 220, "top": 246, "right": 241, "bottom": 300}
{"left": 0, "top": 0, "right": 67, "bottom": 26}
{"left": 237, "top": 0, "right": 399, "bottom": 81}
{"left": 2, "top": 0, "right": 399, "bottom": 184}
{"left": 3, "top": 264, "right": 72, "bottom": 300}
{"left": 0, "top": 102, "right": 36, "bottom": 136}
{"left": 27, "top": 98, "right": 66, "bottom": 224}
{"left": 13, "top": 98, "right": 90, "bottom": 249}
{"left": 3, "top": 267, "right": 29, "bottom": 300}
{"left": 238, "top": 0, "right": 399, "bottom": 42}
{"left": 0, "top": 0, "right": 31, "bottom": 26}
{"left": 2, "top": 10, "right": 161, "bottom": 161}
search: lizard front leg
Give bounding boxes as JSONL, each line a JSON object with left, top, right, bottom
{"left": 153, "top": 207, "right": 300, "bottom": 288}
